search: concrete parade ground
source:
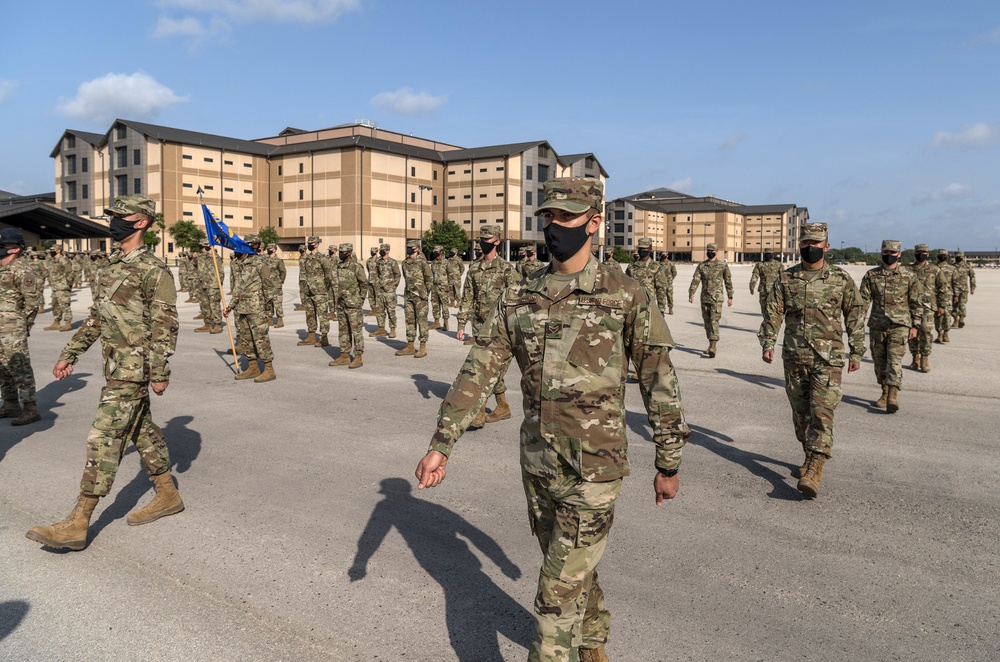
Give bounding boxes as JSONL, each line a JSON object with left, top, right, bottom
{"left": 1, "top": 263, "right": 998, "bottom": 661}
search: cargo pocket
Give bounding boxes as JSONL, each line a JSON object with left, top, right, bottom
{"left": 567, "top": 311, "right": 621, "bottom": 373}
{"left": 577, "top": 504, "right": 615, "bottom": 548}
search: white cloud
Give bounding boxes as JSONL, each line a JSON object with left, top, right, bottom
{"left": 370, "top": 88, "right": 447, "bottom": 115}
{"left": 151, "top": 15, "right": 229, "bottom": 38}
{"left": 0, "top": 79, "right": 18, "bottom": 104}
{"left": 913, "top": 183, "right": 974, "bottom": 205}
{"left": 156, "top": 0, "right": 359, "bottom": 23}
{"left": 718, "top": 133, "right": 747, "bottom": 151}
{"left": 56, "top": 72, "right": 189, "bottom": 124}
{"left": 668, "top": 178, "right": 693, "bottom": 193}
{"left": 930, "top": 122, "right": 999, "bottom": 148}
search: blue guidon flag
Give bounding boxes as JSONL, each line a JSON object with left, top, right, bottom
{"left": 201, "top": 204, "right": 254, "bottom": 254}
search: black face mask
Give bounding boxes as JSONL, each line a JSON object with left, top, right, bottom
{"left": 479, "top": 240, "right": 497, "bottom": 256}
{"left": 638, "top": 249, "right": 651, "bottom": 259}
{"left": 956, "top": 257, "right": 963, "bottom": 263}
{"left": 379, "top": 250, "right": 387, "bottom": 257}
{"left": 307, "top": 244, "right": 317, "bottom": 252}
{"left": 938, "top": 255, "right": 947, "bottom": 263}
{"left": 706, "top": 251, "right": 717, "bottom": 260}
{"left": 915, "top": 253, "right": 928, "bottom": 263}
{"left": 882, "top": 254, "right": 899, "bottom": 266}
{"left": 109, "top": 217, "right": 141, "bottom": 242}
{"left": 267, "top": 250, "right": 275, "bottom": 256}
{"left": 764, "top": 253, "right": 773, "bottom": 261}
{"left": 406, "top": 247, "right": 417, "bottom": 256}
{"left": 298, "top": 250, "right": 305, "bottom": 255}
{"left": 800, "top": 245, "right": 824, "bottom": 264}
{"left": 338, "top": 252, "right": 349, "bottom": 261}
{"left": 543, "top": 220, "right": 592, "bottom": 263}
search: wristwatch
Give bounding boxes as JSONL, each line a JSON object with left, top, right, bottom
{"left": 657, "top": 467, "right": 679, "bottom": 478}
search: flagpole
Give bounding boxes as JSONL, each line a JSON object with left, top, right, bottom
{"left": 200, "top": 188, "right": 240, "bottom": 373}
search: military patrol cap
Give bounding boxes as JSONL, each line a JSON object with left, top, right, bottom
{"left": 327, "top": 245, "right": 336, "bottom": 253}
{"left": 479, "top": 225, "right": 501, "bottom": 240}
{"left": 266, "top": 243, "right": 277, "bottom": 250}
{"left": 524, "top": 244, "right": 536, "bottom": 254}
{"left": 881, "top": 239, "right": 901, "bottom": 252}
{"left": 0, "top": 227, "right": 26, "bottom": 245}
{"left": 379, "top": 243, "right": 390, "bottom": 251}
{"left": 534, "top": 177, "right": 604, "bottom": 216}
{"left": 637, "top": 238, "right": 653, "bottom": 249}
{"left": 449, "top": 247, "right": 458, "bottom": 255}
{"left": 244, "top": 233, "right": 260, "bottom": 244}
{"left": 298, "top": 244, "right": 306, "bottom": 251}
{"left": 800, "top": 222, "right": 828, "bottom": 242}
{"left": 937, "top": 248, "right": 949, "bottom": 257}
{"left": 406, "top": 239, "right": 421, "bottom": 248}
{"left": 338, "top": 242, "right": 353, "bottom": 252}
{"left": 433, "top": 245, "right": 443, "bottom": 252}
{"left": 706, "top": 242, "right": 719, "bottom": 251}
{"left": 914, "top": 244, "right": 929, "bottom": 252}
{"left": 956, "top": 251, "right": 965, "bottom": 258}
{"left": 370, "top": 246, "right": 378, "bottom": 255}
{"left": 307, "top": 236, "right": 321, "bottom": 244}
{"left": 105, "top": 194, "right": 156, "bottom": 218}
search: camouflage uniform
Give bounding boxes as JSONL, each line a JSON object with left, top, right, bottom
{"left": 365, "top": 247, "right": 380, "bottom": 316}
{"left": 373, "top": 244, "right": 401, "bottom": 335}
{"left": 660, "top": 258, "right": 677, "bottom": 311}
{"left": 300, "top": 237, "right": 334, "bottom": 339}
{"left": 447, "top": 249, "right": 464, "bottom": 306}
{"left": 325, "top": 247, "right": 340, "bottom": 320}
{"left": 933, "top": 249, "right": 956, "bottom": 341}
{"left": 625, "top": 239, "right": 667, "bottom": 312}
{"left": 48, "top": 250, "right": 73, "bottom": 326}
{"left": 263, "top": 244, "right": 286, "bottom": 324}
{"left": 296, "top": 245, "right": 307, "bottom": 309}
{"left": 759, "top": 223, "right": 865, "bottom": 463}
{"left": 195, "top": 246, "right": 224, "bottom": 327}
{"left": 0, "top": 235, "right": 40, "bottom": 420}
{"left": 400, "top": 240, "right": 433, "bottom": 345}
{"left": 860, "top": 242, "right": 922, "bottom": 395}
{"left": 688, "top": 244, "right": 734, "bottom": 343}
{"left": 749, "top": 257, "right": 783, "bottom": 317}
{"left": 428, "top": 246, "right": 452, "bottom": 328}
{"left": 59, "top": 244, "right": 178, "bottom": 496}
{"left": 520, "top": 248, "right": 543, "bottom": 279}
{"left": 229, "top": 244, "right": 274, "bottom": 366}
{"left": 952, "top": 252, "right": 975, "bottom": 325}
{"left": 332, "top": 244, "right": 368, "bottom": 358}
{"left": 430, "top": 254, "right": 688, "bottom": 661}
{"left": 904, "top": 245, "right": 937, "bottom": 367}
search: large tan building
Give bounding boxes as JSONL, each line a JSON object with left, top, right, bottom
{"left": 51, "top": 120, "right": 608, "bottom": 259}
{"left": 605, "top": 188, "right": 808, "bottom": 262}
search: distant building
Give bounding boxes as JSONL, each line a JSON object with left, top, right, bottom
{"left": 605, "top": 188, "right": 808, "bottom": 262}
{"left": 50, "top": 120, "right": 608, "bottom": 260}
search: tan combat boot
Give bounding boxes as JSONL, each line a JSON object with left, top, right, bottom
{"left": 126, "top": 471, "right": 184, "bottom": 526}
{"left": 942, "top": 329, "right": 950, "bottom": 343}
{"left": 395, "top": 342, "right": 416, "bottom": 356}
{"left": 934, "top": 332, "right": 943, "bottom": 344}
{"left": 469, "top": 403, "right": 488, "bottom": 429}
{"left": 443, "top": 318, "right": 449, "bottom": 331}
{"left": 297, "top": 332, "right": 317, "bottom": 346}
{"left": 797, "top": 453, "right": 826, "bottom": 498}
{"left": 798, "top": 450, "right": 813, "bottom": 479}
{"left": 26, "top": 493, "right": 100, "bottom": 551}
{"left": 0, "top": 400, "right": 21, "bottom": 419}
{"left": 958, "top": 316, "right": 965, "bottom": 328}
{"left": 209, "top": 323, "right": 223, "bottom": 334}
{"left": 43, "top": 321, "right": 61, "bottom": 330}
{"left": 921, "top": 354, "right": 931, "bottom": 373}
{"left": 254, "top": 362, "right": 276, "bottom": 383}
{"left": 59, "top": 322, "right": 73, "bottom": 332}
{"left": 329, "top": 354, "right": 351, "bottom": 367}
{"left": 193, "top": 313, "right": 204, "bottom": 320}
{"left": 886, "top": 386, "right": 899, "bottom": 414}
{"left": 668, "top": 307, "right": 674, "bottom": 315}
{"left": 485, "top": 393, "right": 511, "bottom": 423}
{"left": 875, "top": 385, "right": 888, "bottom": 409}
{"left": 274, "top": 318, "right": 284, "bottom": 328}
{"left": 11, "top": 402, "right": 40, "bottom": 426}
{"left": 707, "top": 340, "right": 717, "bottom": 358}
{"left": 463, "top": 337, "right": 475, "bottom": 345}
{"left": 233, "top": 343, "right": 247, "bottom": 354}
{"left": 428, "top": 321, "right": 441, "bottom": 330}
{"left": 235, "top": 361, "right": 261, "bottom": 380}
{"left": 314, "top": 333, "right": 329, "bottom": 347}
{"left": 388, "top": 327, "right": 397, "bottom": 338}
{"left": 194, "top": 323, "right": 211, "bottom": 332}
{"left": 369, "top": 328, "right": 385, "bottom": 337}
{"left": 579, "top": 645, "right": 609, "bottom": 662}
{"left": 348, "top": 353, "right": 364, "bottom": 369}
{"left": 184, "top": 297, "right": 195, "bottom": 303}
{"left": 908, "top": 354, "right": 920, "bottom": 370}
{"left": 414, "top": 342, "right": 427, "bottom": 359}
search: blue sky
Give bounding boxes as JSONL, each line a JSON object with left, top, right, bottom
{"left": 2, "top": 0, "right": 998, "bottom": 250}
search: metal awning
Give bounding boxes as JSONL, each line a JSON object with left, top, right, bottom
{"left": 0, "top": 198, "right": 110, "bottom": 240}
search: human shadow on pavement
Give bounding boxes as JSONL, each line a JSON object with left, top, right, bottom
{"left": 412, "top": 373, "right": 451, "bottom": 400}
{"left": 349, "top": 478, "right": 532, "bottom": 661}
{"left": 715, "top": 368, "right": 785, "bottom": 390}
{"left": 0, "top": 600, "right": 29, "bottom": 642}
{"left": 0, "top": 371, "right": 91, "bottom": 464}
{"left": 687, "top": 424, "right": 803, "bottom": 501}
{"left": 88, "top": 415, "right": 203, "bottom": 540}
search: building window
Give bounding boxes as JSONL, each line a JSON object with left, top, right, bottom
{"left": 411, "top": 218, "right": 415, "bottom": 228}
{"left": 479, "top": 193, "right": 487, "bottom": 198}
{"left": 614, "top": 236, "right": 624, "bottom": 246}
{"left": 299, "top": 216, "right": 304, "bottom": 226}
{"left": 224, "top": 187, "right": 234, "bottom": 192}
{"left": 225, "top": 160, "right": 234, "bottom": 166}
{"left": 224, "top": 214, "right": 233, "bottom": 220}
{"left": 627, "top": 212, "right": 632, "bottom": 220}
{"left": 433, "top": 170, "right": 438, "bottom": 180}
{"left": 66, "top": 207, "right": 76, "bottom": 215}
{"left": 81, "top": 157, "right": 88, "bottom": 173}
{"left": 448, "top": 170, "right": 455, "bottom": 175}
{"left": 538, "top": 145, "right": 549, "bottom": 158}
{"left": 299, "top": 189, "right": 304, "bottom": 200}
{"left": 277, "top": 191, "right": 282, "bottom": 202}
{"left": 627, "top": 225, "right": 632, "bottom": 233}
{"left": 66, "top": 135, "right": 76, "bottom": 149}
{"left": 464, "top": 219, "right": 471, "bottom": 224}
{"left": 496, "top": 218, "right": 503, "bottom": 224}
{"left": 432, "top": 195, "right": 438, "bottom": 205}
{"left": 244, "top": 189, "right": 252, "bottom": 194}
{"left": 134, "top": 149, "right": 141, "bottom": 166}
{"left": 525, "top": 216, "right": 532, "bottom": 231}
{"left": 526, "top": 191, "right": 532, "bottom": 205}
{"left": 479, "top": 218, "right": 487, "bottom": 224}
{"left": 244, "top": 215, "right": 252, "bottom": 220}
{"left": 277, "top": 165, "right": 282, "bottom": 176}
{"left": 537, "top": 164, "right": 549, "bottom": 182}
{"left": 183, "top": 183, "right": 193, "bottom": 188}
{"left": 463, "top": 194, "right": 471, "bottom": 199}
{"left": 496, "top": 192, "right": 504, "bottom": 197}
{"left": 183, "top": 211, "right": 193, "bottom": 217}
{"left": 116, "top": 147, "right": 127, "bottom": 168}
{"left": 448, "top": 195, "right": 455, "bottom": 200}
{"left": 116, "top": 126, "right": 126, "bottom": 140}
{"left": 538, "top": 189, "right": 544, "bottom": 204}
{"left": 182, "top": 154, "right": 193, "bottom": 160}
{"left": 66, "top": 155, "right": 76, "bottom": 175}
{"left": 614, "top": 223, "right": 625, "bottom": 233}
{"left": 299, "top": 163, "right": 304, "bottom": 174}
{"left": 116, "top": 175, "right": 127, "bottom": 196}
{"left": 204, "top": 185, "right": 214, "bottom": 191}
{"left": 464, "top": 169, "right": 471, "bottom": 174}
{"left": 67, "top": 181, "right": 77, "bottom": 200}
{"left": 614, "top": 210, "right": 624, "bottom": 220}
{"left": 277, "top": 217, "right": 283, "bottom": 227}
{"left": 133, "top": 178, "right": 141, "bottom": 195}
{"left": 526, "top": 165, "right": 532, "bottom": 180}
{"left": 411, "top": 166, "right": 416, "bottom": 177}
{"left": 411, "top": 192, "right": 416, "bottom": 203}
{"left": 204, "top": 157, "right": 214, "bottom": 163}
{"left": 82, "top": 184, "right": 89, "bottom": 199}
{"left": 168, "top": 242, "right": 174, "bottom": 253}
{"left": 479, "top": 168, "right": 487, "bottom": 173}
{"left": 244, "top": 163, "right": 252, "bottom": 168}
{"left": 496, "top": 166, "right": 504, "bottom": 171}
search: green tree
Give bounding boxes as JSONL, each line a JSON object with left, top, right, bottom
{"left": 168, "top": 219, "right": 207, "bottom": 250}
{"left": 612, "top": 247, "right": 633, "bottom": 263}
{"left": 421, "top": 219, "right": 469, "bottom": 257}
{"left": 143, "top": 231, "right": 161, "bottom": 251}
{"left": 259, "top": 226, "right": 280, "bottom": 248}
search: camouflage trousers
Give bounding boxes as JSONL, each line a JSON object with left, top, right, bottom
{"left": 870, "top": 326, "right": 907, "bottom": 388}
{"left": 908, "top": 310, "right": 934, "bottom": 357}
{"left": 664, "top": 281, "right": 674, "bottom": 311}
{"left": 699, "top": 300, "right": 722, "bottom": 341}
{"left": 783, "top": 357, "right": 843, "bottom": 457}
{"left": 430, "top": 284, "right": 451, "bottom": 324}
{"left": 934, "top": 303, "right": 952, "bottom": 334}
{"left": 954, "top": 291, "right": 969, "bottom": 318}
{"left": 472, "top": 316, "right": 506, "bottom": 395}
{"left": 375, "top": 289, "right": 397, "bottom": 331}
{"left": 402, "top": 295, "right": 429, "bottom": 343}
{"left": 757, "top": 293, "right": 770, "bottom": 318}
{"left": 367, "top": 284, "right": 380, "bottom": 317}
{"left": 51, "top": 287, "right": 72, "bottom": 323}
{"left": 522, "top": 464, "right": 621, "bottom": 662}
{"left": 0, "top": 329, "right": 35, "bottom": 406}
{"left": 269, "top": 290, "right": 284, "bottom": 320}
{"left": 199, "top": 287, "right": 222, "bottom": 325}
{"left": 336, "top": 305, "right": 365, "bottom": 356}
{"left": 303, "top": 289, "right": 330, "bottom": 335}
{"left": 235, "top": 311, "right": 273, "bottom": 362}
{"left": 81, "top": 381, "right": 170, "bottom": 497}
{"left": 451, "top": 281, "right": 461, "bottom": 306}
